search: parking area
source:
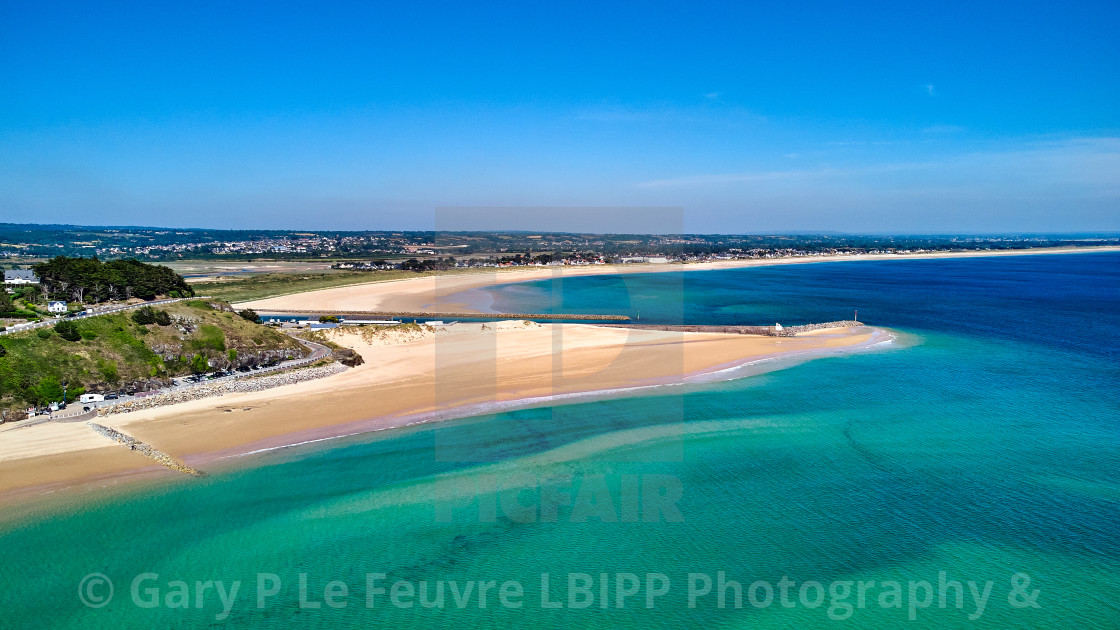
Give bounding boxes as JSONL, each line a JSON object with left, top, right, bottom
{"left": 41, "top": 336, "right": 330, "bottom": 419}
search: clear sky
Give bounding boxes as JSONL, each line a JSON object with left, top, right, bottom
{"left": 2, "top": 1, "right": 1117, "bottom": 233}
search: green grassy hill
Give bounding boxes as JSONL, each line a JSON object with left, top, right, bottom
{"left": 0, "top": 300, "right": 302, "bottom": 419}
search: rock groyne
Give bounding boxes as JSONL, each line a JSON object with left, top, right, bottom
{"left": 87, "top": 422, "right": 204, "bottom": 476}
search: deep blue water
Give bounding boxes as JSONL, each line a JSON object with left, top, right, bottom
{"left": 487, "top": 253, "right": 1120, "bottom": 360}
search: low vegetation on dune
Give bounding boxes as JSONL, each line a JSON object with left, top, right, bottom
{"left": 305, "top": 322, "right": 436, "bottom": 347}
{"left": 0, "top": 300, "right": 303, "bottom": 419}
{"left": 193, "top": 266, "right": 514, "bottom": 304}
{"left": 193, "top": 271, "right": 394, "bottom": 304}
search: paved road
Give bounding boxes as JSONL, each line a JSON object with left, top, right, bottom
{"left": 0, "top": 296, "right": 211, "bottom": 336}
{"left": 42, "top": 334, "right": 332, "bottom": 421}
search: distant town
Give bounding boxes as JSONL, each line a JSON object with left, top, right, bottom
{"left": 2, "top": 223, "right": 1116, "bottom": 269}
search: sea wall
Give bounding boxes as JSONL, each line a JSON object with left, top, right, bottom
{"left": 96, "top": 362, "right": 349, "bottom": 416}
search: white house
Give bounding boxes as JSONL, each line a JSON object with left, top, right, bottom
{"left": 48, "top": 301, "right": 68, "bottom": 314}
{"left": 3, "top": 269, "right": 38, "bottom": 285}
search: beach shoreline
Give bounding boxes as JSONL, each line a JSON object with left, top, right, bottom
{"left": 235, "top": 245, "right": 1120, "bottom": 314}
{"left": 0, "top": 322, "right": 890, "bottom": 508}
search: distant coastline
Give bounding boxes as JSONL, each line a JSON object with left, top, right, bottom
{"left": 236, "top": 245, "right": 1120, "bottom": 314}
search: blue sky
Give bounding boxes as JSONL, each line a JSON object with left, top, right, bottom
{"left": 2, "top": 1, "right": 1118, "bottom": 233}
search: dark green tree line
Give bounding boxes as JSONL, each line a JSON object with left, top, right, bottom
{"left": 33, "top": 256, "right": 194, "bottom": 303}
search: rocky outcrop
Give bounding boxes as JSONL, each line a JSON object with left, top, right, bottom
{"left": 333, "top": 347, "right": 364, "bottom": 367}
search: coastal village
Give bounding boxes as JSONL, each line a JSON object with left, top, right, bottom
{"left": 3, "top": 225, "right": 1111, "bottom": 264}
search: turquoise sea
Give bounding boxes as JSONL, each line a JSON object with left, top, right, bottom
{"left": 2, "top": 253, "right": 1119, "bottom": 628}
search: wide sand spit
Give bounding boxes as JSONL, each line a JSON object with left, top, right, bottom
{"left": 0, "top": 319, "right": 887, "bottom": 504}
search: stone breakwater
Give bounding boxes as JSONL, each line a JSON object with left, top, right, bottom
{"left": 259, "top": 309, "right": 631, "bottom": 321}
{"left": 776, "top": 320, "right": 863, "bottom": 336}
{"left": 96, "top": 362, "right": 349, "bottom": 417}
{"left": 87, "top": 422, "right": 204, "bottom": 476}
{"left": 595, "top": 320, "right": 863, "bottom": 337}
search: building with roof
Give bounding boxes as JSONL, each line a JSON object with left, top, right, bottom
{"left": 3, "top": 269, "right": 38, "bottom": 285}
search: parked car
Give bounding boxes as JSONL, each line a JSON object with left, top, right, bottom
{"left": 105, "top": 393, "right": 119, "bottom": 400}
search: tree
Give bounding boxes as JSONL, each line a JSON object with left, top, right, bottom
{"left": 32, "top": 376, "right": 64, "bottom": 406}
{"left": 132, "top": 306, "right": 172, "bottom": 326}
{"left": 132, "top": 306, "right": 156, "bottom": 325}
{"left": 189, "top": 353, "right": 209, "bottom": 375}
{"left": 15, "top": 286, "right": 40, "bottom": 304}
{"left": 53, "top": 320, "right": 82, "bottom": 342}
{"left": 33, "top": 256, "right": 194, "bottom": 304}
{"left": 319, "top": 315, "right": 340, "bottom": 323}
{"left": 237, "top": 309, "right": 261, "bottom": 324}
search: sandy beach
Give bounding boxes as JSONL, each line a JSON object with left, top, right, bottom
{"left": 235, "top": 246, "right": 1120, "bottom": 314}
{"left": 0, "top": 321, "right": 884, "bottom": 504}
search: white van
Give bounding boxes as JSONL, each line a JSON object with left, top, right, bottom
{"left": 79, "top": 393, "right": 105, "bottom": 403}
